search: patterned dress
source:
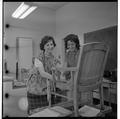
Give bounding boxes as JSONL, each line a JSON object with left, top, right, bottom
{"left": 27, "top": 52, "right": 61, "bottom": 113}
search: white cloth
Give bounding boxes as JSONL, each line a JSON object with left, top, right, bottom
{"left": 35, "top": 58, "right": 44, "bottom": 69}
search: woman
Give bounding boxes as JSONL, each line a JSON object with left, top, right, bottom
{"left": 59, "top": 34, "right": 81, "bottom": 100}
{"left": 63, "top": 34, "right": 80, "bottom": 80}
{"left": 27, "top": 36, "right": 61, "bottom": 114}
{"left": 63, "top": 34, "right": 91, "bottom": 104}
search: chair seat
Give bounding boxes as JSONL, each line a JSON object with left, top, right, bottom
{"left": 79, "top": 104, "right": 112, "bottom": 117}
{"left": 51, "top": 106, "right": 72, "bottom": 116}
{"left": 29, "top": 106, "right": 72, "bottom": 117}
{"left": 79, "top": 105, "right": 100, "bottom": 117}
{"left": 95, "top": 104, "right": 112, "bottom": 116}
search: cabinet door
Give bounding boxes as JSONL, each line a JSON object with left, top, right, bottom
{"left": 16, "top": 37, "right": 33, "bottom": 81}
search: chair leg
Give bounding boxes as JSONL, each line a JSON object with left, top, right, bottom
{"left": 73, "top": 92, "right": 80, "bottom": 117}
{"left": 74, "top": 100, "right": 79, "bottom": 117}
{"left": 99, "top": 84, "right": 104, "bottom": 110}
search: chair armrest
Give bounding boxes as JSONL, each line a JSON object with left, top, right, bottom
{"left": 51, "top": 67, "right": 78, "bottom": 82}
{"left": 52, "top": 80, "right": 67, "bottom": 84}
{"left": 55, "top": 67, "right": 79, "bottom": 72}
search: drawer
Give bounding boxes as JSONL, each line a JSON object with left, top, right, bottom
{"left": 110, "top": 83, "right": 117, "bottom": 89}
{"left": 110, "top": 88, "right": 117, "bottom": 94}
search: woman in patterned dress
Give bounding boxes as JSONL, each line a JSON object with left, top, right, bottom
{"left": 27, "top": 36, "right": 61, "bottom": 114}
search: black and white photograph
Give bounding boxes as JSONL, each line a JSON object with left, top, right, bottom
{"left": 2, "top": 1, "right": 117, "bottom": 117}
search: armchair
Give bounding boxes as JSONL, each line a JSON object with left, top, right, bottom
{"left": 47, "top": 42, "right": 112, "bottom": 117}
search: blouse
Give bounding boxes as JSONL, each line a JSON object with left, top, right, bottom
{"left": 65, "top": 49, "right": 80, "bottom": 67}
{"left": 64, "top": 49, "right": 80, "bottom": 80}
{"left": 27, "top": 51, "right": 60, "bottom": 95}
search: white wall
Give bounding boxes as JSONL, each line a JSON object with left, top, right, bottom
{"left": 4, "top": 27, "right": 56, "bottom": 73}
{"left": 4, "top": 5, "right": 56, "bottom": 73}
{"left": 55, "top": 2, "right": 117, "bottom": 63}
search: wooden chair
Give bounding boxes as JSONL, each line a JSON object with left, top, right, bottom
{"left": 48, "top": 42, "right": 112, "bottom": 117}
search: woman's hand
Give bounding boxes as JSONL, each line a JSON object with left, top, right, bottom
{"left": 62, "top": 71, "right": 71, "bottom": 81}
{"left": 53, "top": 58, "right": 61, "bottom": 67}
{"left": 51, "top": 67, "right": 61, "bottom": 81}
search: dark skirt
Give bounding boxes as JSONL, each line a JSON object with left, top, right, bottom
{"left": 27, "top": 88, "right": 62, "bottom": 114}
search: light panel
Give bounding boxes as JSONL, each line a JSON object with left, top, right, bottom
{"left": 12, "top": 2, "right": 29, "bottom": 18}
{"left": 12, "top": 2, "right": 37, "bottom": 19}
{"left": 19, "top": 6, "right": 37, "bottom": 19}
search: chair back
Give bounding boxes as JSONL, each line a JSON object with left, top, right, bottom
{"left": 75, "top": 42, "right": 109, "bottom": 91}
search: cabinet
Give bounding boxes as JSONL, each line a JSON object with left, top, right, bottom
{"left": 93, "top": 78, "right": 117, "bottom": 104}
{"left": 84, "top": 26, "right": 117, "bottom": 71}
{"left": 16, "top": 37, "right": 33, "bottom": 82}
{"left": 3, "top": 80, "right": 28, "bottom": 117}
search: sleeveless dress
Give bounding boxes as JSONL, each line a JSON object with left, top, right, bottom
{"left": 27, "top": 52, "right": 61, "bottom": 113}
{"left": 64, "top": 49, "right": 79, "bottom": 80}
{"left": 65, "top": 49, "right": 93, "bottom": 104}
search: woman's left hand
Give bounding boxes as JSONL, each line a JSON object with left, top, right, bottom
{"left": 51, "top": 67, "right": 61, "bottom": 81}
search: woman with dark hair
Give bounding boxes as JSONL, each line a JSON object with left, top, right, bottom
{"left": 63, "top": 34, "right": 80, "bottom": 98}
{"left": 63, "top": 34, "right": 80, "bottom": 72}
{"left": 27, "top": 35, "right": 61, "bottom": 114}
{"left": 40, "top": 36, "right": 56, "bottom": 52}
{"left": 64, "top": 34, "right": 80, "bottom": 51}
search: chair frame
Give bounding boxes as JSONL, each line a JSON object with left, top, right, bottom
{"left": 47, "top": 42, "right": 110, "bottom": 117}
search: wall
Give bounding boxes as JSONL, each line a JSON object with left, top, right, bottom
{"left": 4, "top": 27, "right": 55, "bottom": 73}
{"left": 4, "top": 6, "right": 56, "bottom": 73}
{"left": 55, "top": 2, "right": 117, "bottom": 63}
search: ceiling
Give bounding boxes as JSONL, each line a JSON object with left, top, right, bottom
{"left": 4, "top": 2, "right": 69, "bottom": 30}
{"left": 32, "top": 2, "right": 68, "bottom": 10}
{"left": 4, "top": 2, "right": 68, "bottom": 18}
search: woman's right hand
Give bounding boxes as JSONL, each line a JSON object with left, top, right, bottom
{"left": 62, "top": 71, "right": 71, "bottom": 81}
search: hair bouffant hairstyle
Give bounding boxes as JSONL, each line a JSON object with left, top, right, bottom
{"left": 40, "top": 35, "right": 56, "bottom": 51}
{"left": 64, "top": 34, "right": 80, "bottom": 50}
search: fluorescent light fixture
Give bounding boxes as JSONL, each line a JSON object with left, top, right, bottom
{"left": 19, "top": 6, "right": 37, "bottom": 19}
{"left": 12, "top": 2, "right": 29, "bottom": 18}
{"left": 12, "top": 2, "right": 37, "bottom": 19}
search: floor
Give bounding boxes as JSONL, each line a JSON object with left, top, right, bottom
{"left": 58, "top": 98, "right": 117, "bottom": 117}
{"left": 3, "top": 95, "right": 117, "bottom": 117}
{"left": 93, "top": 98, "right": 117, "bottom": 118}
{"left": 105, "top": 103, "right": 117, "bottom": 118}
